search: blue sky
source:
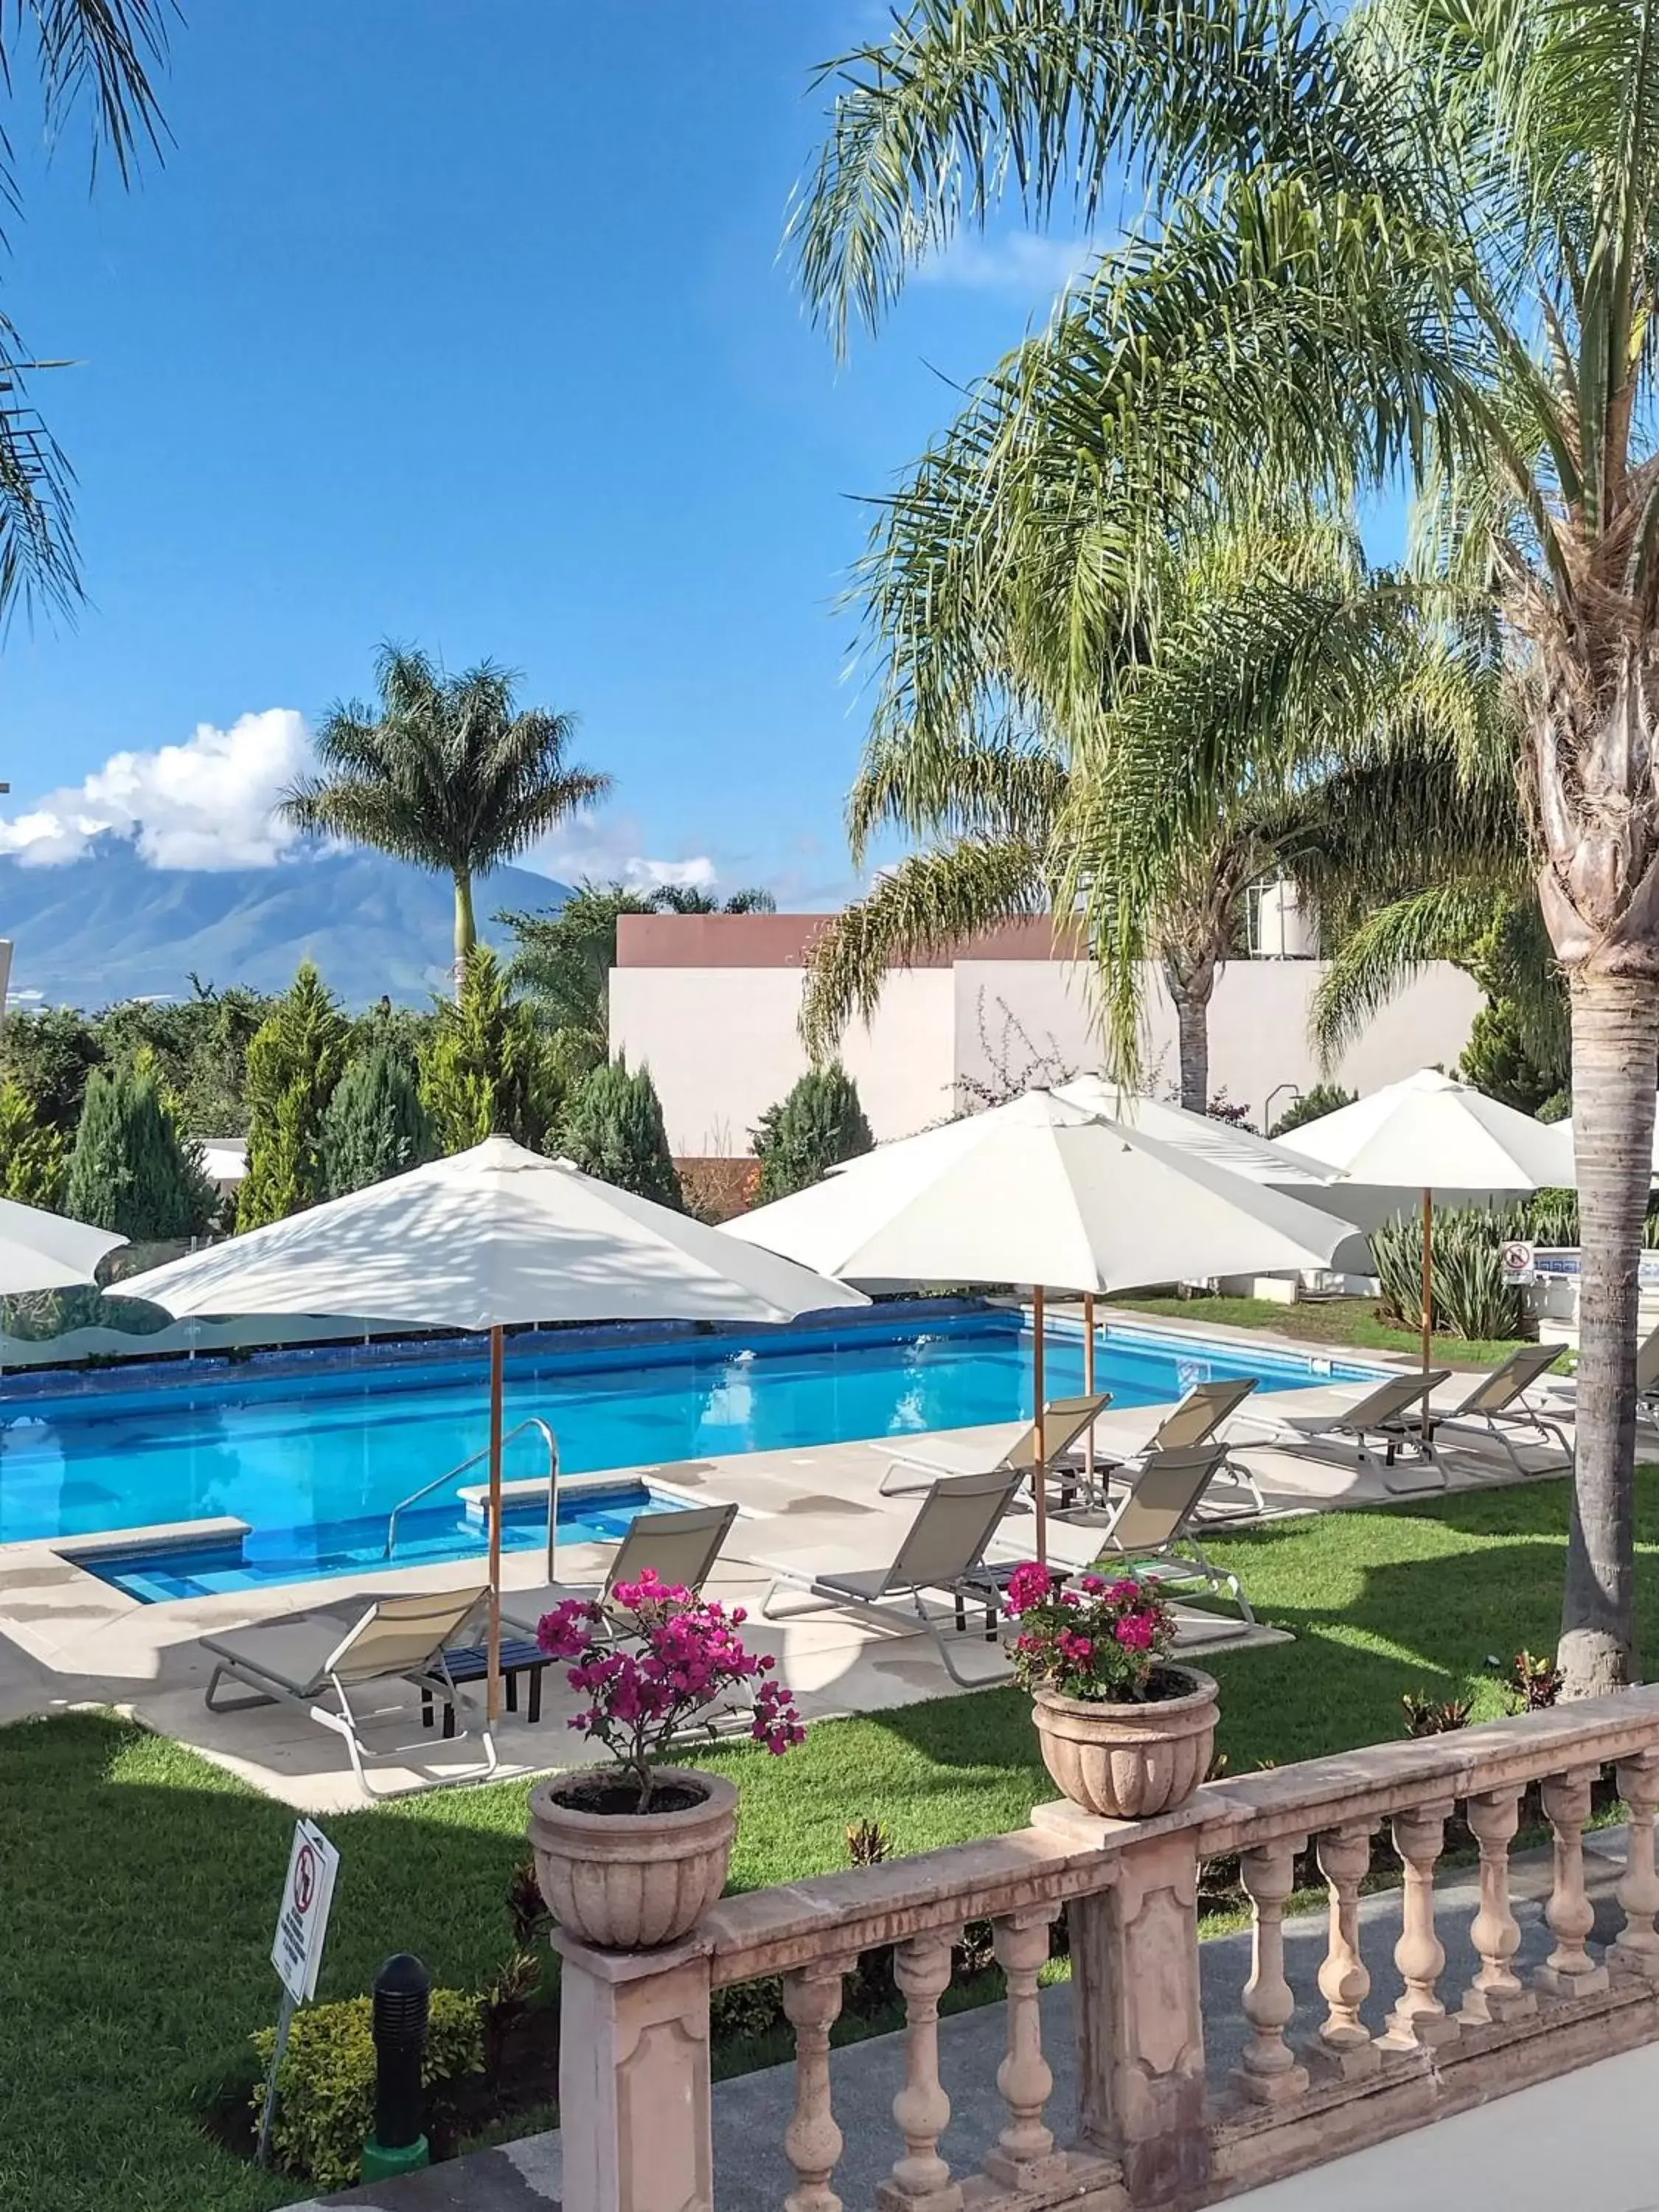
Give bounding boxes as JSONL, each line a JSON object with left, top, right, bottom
{"left": 0, "top": 3, "right": 1087, "bottom": 908}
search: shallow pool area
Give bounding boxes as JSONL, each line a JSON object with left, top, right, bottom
{"left": 1, "top": 1306, "right": 1377, "bottom": 1566}
{"left": 78, "top": 1480, "right": 670, "bottom": 1603}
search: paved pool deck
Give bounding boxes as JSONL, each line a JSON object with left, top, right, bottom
{"left": 0, "top": 1310, "right": 1570, "bottom": 1810}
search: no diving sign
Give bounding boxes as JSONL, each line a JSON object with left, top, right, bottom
{"left": 272, "top": 1819, "right": 339, "bottom": 2005}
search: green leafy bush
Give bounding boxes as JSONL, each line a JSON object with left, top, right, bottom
{"left": 1267, "top": 1083, "right": 1354, "bottom": 1138}
{"left": 251, "top": 1989, "right": 484, "bottom": 2190}
{"left": 64, "top": 1056, "right": 218, "bottom": 1240}
{"left": 563, "top": 1056, "right": 681, "bottom": 1206}
{"left": 1370, "top": 1203, "right": 1528, "bottom": 1340}
{"left": 752, "top": 1064, "right": 873, "bottom": 1200}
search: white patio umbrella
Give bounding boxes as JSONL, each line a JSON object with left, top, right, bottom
{"left": 122, "top": 1135, "right": 867, "bottom": 1715}
{"left": 724, "top": 1089, "right": 1353, "bottom": 1555}
{"left": 1279, "top": 1068, "right": 1574, "bottom": 1371}
{"left": 1049, "top": 1079, "right": 1373, "bottom": 1416}
{"left": 0, "top": 1197, "right": 125, "bottom": 1295}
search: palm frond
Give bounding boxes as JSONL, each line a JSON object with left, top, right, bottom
{"left": 799, "top": 836, "right": 1047, "bottom": 1060}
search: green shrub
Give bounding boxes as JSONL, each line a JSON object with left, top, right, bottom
{"left": 64, "top": 1056, "right": 218, "bottom": 1240}
{"left": 251, "top": 1989, "right": 484, "bottom": 2190}
{"left": 1370, "top": 1203, "right": 1528, "bottom": 1340}
{"left": 752, "top": 1064, "right": 874, "bottom": 1200}
{"left": 321, "top": 1036, "right": 432, "bottom": 1195}
{"left": 563, "top": 1056, "right": 681, "bottom": 1206}
{"left": 1267, "top": 1083, "right": 1354, "bottom": 1138}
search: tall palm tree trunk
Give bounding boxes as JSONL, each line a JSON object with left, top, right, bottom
{"left": 453, "top": 869, "right": 478, "bottom": 1001}
{"left": 1561, "top": 972, "right": 1659, "bottom": 1693}
{"left": 1163, "top": 956, "right": 1216, "bottom": 1113}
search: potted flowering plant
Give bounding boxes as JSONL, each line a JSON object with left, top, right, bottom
{"left": 1004, "top": 1562, "right": 1218, "bottom": 1820}
{"left": 527, "top": 1571, "right": 804, "bottom": 1949}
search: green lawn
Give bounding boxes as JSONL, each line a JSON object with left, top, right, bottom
{"left": 7, "top": 1467, "right": 1657, "bottom": 2212}
{"left": 1109, "top": 1291, "right": 1539, "bottom": 1370}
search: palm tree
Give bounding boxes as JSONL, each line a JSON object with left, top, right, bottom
{"left": 802, "top": 504, "right": 1480, "bottom": 1110}
{"left": 648, "top": 884, "right": 779, "bottom": 914}
{"left": 796, "top": 0, "right": 1659, "bottom": 1694}
{"left": 282, "top": 644, "right": 609, "bottom": 996}
{"left": 0, "top": 2, "right": 168, "bottom": 622}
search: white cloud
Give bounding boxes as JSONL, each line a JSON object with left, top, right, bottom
{"left": 521, "top": 812, "right": 719, "bottom": 897}
{"left": 0, "top": 710, "right": 313, "bottom": 869}
{"left": 917, "top": 230, "right": 1093, "bottom": 296}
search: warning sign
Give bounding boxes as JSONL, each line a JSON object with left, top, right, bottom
{"left": 1500, "top": 1239, "right": 1537, "bottom": 1287}
{"left": 271, "top": 1819, "right": 339, "bottom": 2004}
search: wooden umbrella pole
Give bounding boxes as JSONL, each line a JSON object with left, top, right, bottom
{"left": 1083, "top": 1290, "right": 1097, "bottom": 1492}
{"left": 1032, "top": 1284, "right": 1048, "bottom": 1564}
{"left": 1420, "top": 1187, "right": 1433, "bottom": 1376}
{"left": 487, "top": 1324, "right": 505, "bottom": 1723}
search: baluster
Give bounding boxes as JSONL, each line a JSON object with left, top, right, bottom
{"left": 1535, "top": 1767, "right": 1610, "bottom": 1998}
{"left": 1613, "top": 1750, "right": 1659, "bottom": 1980}
{"left": 1377, "top": 1799, "right": 1461, "bottom": 2053}
{"left": 1232, "top": 1839, "right": 1310, "bottom": 2104}
{"left": 1310, "top": 1823, "right": 1379, "bottom": 2079}
{"left": 782, "top": 1958, "right": 851, "bottom": 2212}
{"left": 877, "top": 1931, "right": 962, "bottom": 2212}
{"left": 1461, "top": 1786, "right": 1534, "bottom": 2025}
{"left": 987, "top": 1907, "right": 1064, "bottom": 2190}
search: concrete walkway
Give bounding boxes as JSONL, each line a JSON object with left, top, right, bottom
{"left": 290, "top": 1827, "right": 1631, "bottom": 2212}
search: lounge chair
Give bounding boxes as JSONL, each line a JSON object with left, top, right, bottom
{"left": 1068, "top": 1377, "right": 1265, "bottom": 1516}
{"left": 1422, "top": 1343, "right": 1572, "bottom": 1475}
{"left": 1230, "top": 1367, "right": 1452, "bottom": 1491}
{"left": 202, "top": 1586, "right": 496, "bottom": 1799}
{"left": 1059, "top": 1442, "right": 1256, "bottom": 1621}
{"left": 875, "top": 1393, "right": 1113, "bottom": 1501}
{"left": 759, "top": 1467, "right": 1026, "bottom": 1685}
{"left": 1539, "top": 1323, "right": 1659, "bottom": 1427}
{"left": 499, "top": 1501, "right": 739, "bottom": 1641}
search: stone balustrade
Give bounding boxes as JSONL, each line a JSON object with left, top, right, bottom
{"left": 550, "top": 1686, "right": 1659, "bottom": 2212}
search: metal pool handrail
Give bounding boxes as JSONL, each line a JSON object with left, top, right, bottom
{"left": 383, "top": 1417, "right": 560, "bottom": 1568}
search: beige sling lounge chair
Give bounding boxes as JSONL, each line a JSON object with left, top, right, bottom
{"left": 1071, "top": 1377, "right": 1265, "bottom": 1515}
{"left": 1422, "top": 1343, "right": 1571, "bottom": 1475}
{"left": 499, "top": 1501, "right": 739, "bottom": 1641}
{"left": 876, "top": 1392, "right": 1113, "bottom": 1500}
{"left": 1076, "top": 1442, "right": 1255, "bottom": 1621}
{"left": 760, "top": 1467, "right": 1026, "bottom": 1684}
{"left": 1231, "top": 1367, "right": 1452, "bottom": 1492}
{"left": 202, "top": 1585, "right": 495, "bottom": 1798}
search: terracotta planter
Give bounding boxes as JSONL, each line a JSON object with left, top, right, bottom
{"left": 529, "top": 1766, "right": 739, "bottom": 1950}
{"left": 1032, "top": 1666, "right": 1219, "bottom": 1820}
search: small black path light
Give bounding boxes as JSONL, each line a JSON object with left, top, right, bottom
{"left": 361, "top": 1952, "right": 433, "bottom": 2181}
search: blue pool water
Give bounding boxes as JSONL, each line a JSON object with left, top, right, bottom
{"left": 88, "top": 1482, "right": 669, "bottom": 1602}
{"left": 6, "top": 1308, "right": 1374, "bottom": 1590}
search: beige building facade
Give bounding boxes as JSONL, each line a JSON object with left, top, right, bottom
{"left": 608, "top": 914, "right": 1484, "bottom": 1154}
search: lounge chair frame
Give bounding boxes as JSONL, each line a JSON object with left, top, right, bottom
{"left": 1423, "top": 1343, "right": 1573, "bottom": 1477}
{"left": 759, "top": 1467, "right": 1026, "bottom": 1686}
{"left": 1072, "top": 1442, "right": 1256, "bottom": 1621}
{"left": 877, "top": 1393, "right": 1112, "bottom": 1500}
{"left": 498, "top": 1501, "right": 740, "bottom": 1641}
{"left": 203, "top": 1586, "right": 498, "bottom": 1799}
{"left": 1232, "top": 1367, "right": 1452, "bottom": 1492}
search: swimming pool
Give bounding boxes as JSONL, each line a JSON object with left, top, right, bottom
{"left": 4, "top": 1306, "right": 1374, "bottom": 1562}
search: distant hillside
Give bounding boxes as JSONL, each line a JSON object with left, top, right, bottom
{"left": 0, "top": 838, "right": 571, "bottom": 1009}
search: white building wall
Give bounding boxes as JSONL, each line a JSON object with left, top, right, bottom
{"left": 613, "top": 954, "right": 1485, "bottom": 1150}
{"left": 609, "top": 964, "right": 956, "bottom": 1155}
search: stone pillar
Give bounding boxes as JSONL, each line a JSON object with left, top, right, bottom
{"left": 1232, "top": 1839, "right": 1310, "bottom": 2104}
{"left": 1614, "top": 1750, "right": 1659, "bottom": 1980}
{"left": 988, "top": 1907, "right": 1064, "bottom": 2191}
{"left": 554, "top": 1927, "right": 714, "bottom": 2212}
{"left": 1071, "top": 1831, "right": 1210, "bottom": 2204}
{"left": 1310, "top": 1823, "right": 1378, "bottom": 2079}
{"left": 1377, "top": 1800, "right": 1460, "bottom": 2054}
{"left": 1535, "top": 1767, "right": 1610, "bottom": 1998}
{"left": 1461, "top": 1787, "right": 1534, "bottom": 2025}
{"left": 878, "top": 1931, "right": 962, "bottom": 2212}
{"left": 782, "top": 1958, "right": 854, "bottom": 2212}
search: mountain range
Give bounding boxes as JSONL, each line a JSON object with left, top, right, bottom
{"left": 0, "top": 838, "right": 572, "bottom": 1009}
